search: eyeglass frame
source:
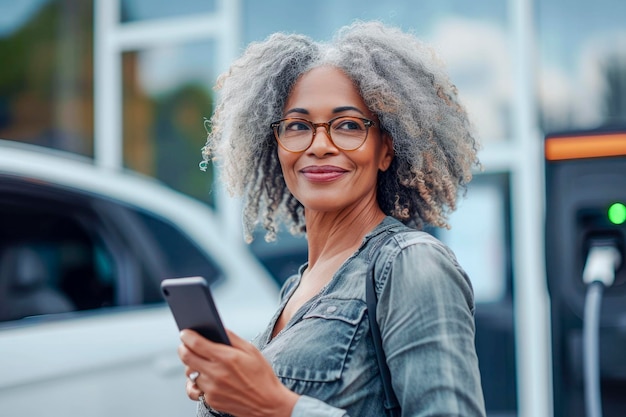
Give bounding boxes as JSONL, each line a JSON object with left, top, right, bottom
{"left": 270, "top": 116, "right": 377, "bottom": 152}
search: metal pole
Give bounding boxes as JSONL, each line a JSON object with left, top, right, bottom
{"left": 94, "top": 0, "right": 122, "bottom": 170}
{"left": 509, "top": 0, "right": 553, "bottom": 416}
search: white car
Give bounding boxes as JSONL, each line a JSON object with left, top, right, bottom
{"left": 0, "top": 139, "right": 279, "bottom": 417}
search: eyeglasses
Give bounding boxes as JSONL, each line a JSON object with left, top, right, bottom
{"left": 270, "top": 116, "right": 376, "bottom": 152}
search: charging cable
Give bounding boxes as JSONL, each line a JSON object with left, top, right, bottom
{"left": 582, "top": 242, "right": 622, "bottom": 417}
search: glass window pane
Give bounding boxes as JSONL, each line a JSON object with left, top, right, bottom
{"left": 0, "top": 0, "right": 94, "bottom": 156}
{"left": 122, "top": 41, "right": 216, "bottom": 206}
{"left": 120, "top": 0, "right": 217, "bottom": 23}
{"left": 538, "top": 0, "right": 626, "bottom": 133}
{"left": 437, "top": 173, "right": 511, "bottom": 303}
{"left": 242, "top": 0, "right": 512, "bottom": 143}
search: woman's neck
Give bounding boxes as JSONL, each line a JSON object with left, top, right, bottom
{"left": 304, "top": 205, "right": 386, "bottom": 269}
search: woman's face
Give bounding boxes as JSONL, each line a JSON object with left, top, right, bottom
{"left": 277, "top": 66, "right": 393, "bottom": 215}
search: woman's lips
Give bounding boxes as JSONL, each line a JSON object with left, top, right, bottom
{"left": 300, "top": 165, "right": 348, "bottom": 182}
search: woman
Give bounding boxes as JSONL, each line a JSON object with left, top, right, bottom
{"left": 179, "top": 21, "right": 486, "bottom": 417}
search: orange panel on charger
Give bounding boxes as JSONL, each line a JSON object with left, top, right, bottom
{"left": 545, "top": 132, "right": 626, "bottom": 161}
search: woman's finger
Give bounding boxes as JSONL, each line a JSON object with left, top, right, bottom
{"left": 225, "top": 328, "right": 256, "bottom": 352}
{"left": 180, "top": 329, "right": 232, "bottom": 359}
{"left": 185, "top": 377, "right": 203, "bottom": 401}
{"left": 178, "top": 340, "right": 231, "bottom": 388}
{"left": 178, "top": 342, "right": 210, "bottom": 374}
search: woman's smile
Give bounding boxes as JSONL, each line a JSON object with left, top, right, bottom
{"left": 300, "top": 165, "right": 348, "bottom": 182}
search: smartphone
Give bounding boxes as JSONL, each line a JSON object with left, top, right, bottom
{"left": 161, "top": 276, "right": 231, "bottom": 345}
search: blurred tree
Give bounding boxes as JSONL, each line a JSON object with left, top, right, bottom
{"left": 153, "top": 83, "right": 214, "bottom": 205}
{"left": 0, "top": 0, "right": 94, "bottom": 155}
{"left": 601, "top": 51, "right": 626, "bottom": 128}
{"left": 122, "top": 51, "right": 156, "bottom": 175}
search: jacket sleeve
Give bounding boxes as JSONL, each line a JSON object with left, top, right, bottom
{"left": 376, "top": 238, "right": 486, "bottom": 416}
{"left": 195, "top": 383, "right": 350, "bottom": 417}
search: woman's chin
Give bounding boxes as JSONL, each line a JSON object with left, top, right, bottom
{"left": 300, "top": 198, "right": 349, "bottom": 214}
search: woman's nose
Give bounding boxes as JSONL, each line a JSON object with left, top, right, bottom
{"left": 307, "top": 126, "right": 338, "bottom": 155}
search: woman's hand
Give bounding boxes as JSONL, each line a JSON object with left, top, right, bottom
{"left": 179, "top": 329, "right": 299, "bottom": 417}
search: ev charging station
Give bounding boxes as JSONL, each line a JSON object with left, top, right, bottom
{"left": 545, "top": 131, "right": 626, "bottom": 417}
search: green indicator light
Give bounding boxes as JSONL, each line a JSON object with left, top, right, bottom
{"left": 608, "top": 202, "right": 626, "bottom": 225}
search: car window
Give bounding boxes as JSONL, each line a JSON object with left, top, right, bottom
{"left": 0, "top": 186, "right": 116, "bottom": 321}
{"left": 0, "top": 175, "right": 225, "bottom": 324}
{"left": 130, "top": 211, "right": 222, "bottom": 288}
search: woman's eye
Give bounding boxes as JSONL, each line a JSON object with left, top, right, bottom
{"left": 335, "top": 119, "right": 363, "bottom": 131}
{"left": 285, "top": 121, "right": 311, "bottom": 131}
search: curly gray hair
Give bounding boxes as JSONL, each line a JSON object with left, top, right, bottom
{"left": 201, "top": 21, "right": 480, "bottom": 242}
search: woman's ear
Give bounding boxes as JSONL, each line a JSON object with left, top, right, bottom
{"left": 378, "top": 132, "right": 394, "bottom": 172}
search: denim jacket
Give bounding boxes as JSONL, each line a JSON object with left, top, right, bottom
{"left": 198, "top": 216, "right": 486, "bottom": 417}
